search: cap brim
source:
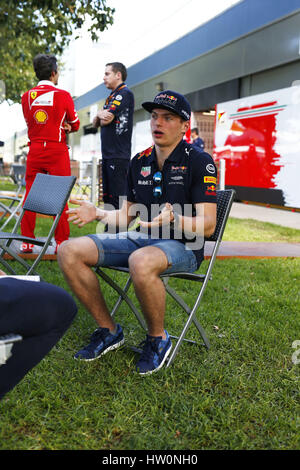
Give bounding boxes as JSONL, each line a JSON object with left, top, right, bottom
{"left": 142, "top": 101, "right": 182, "bottom": 117}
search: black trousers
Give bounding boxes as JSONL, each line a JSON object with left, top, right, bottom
{"left": 102, "top": 158, "right": 129, "bottom": 209}
{"left": 0, "top": 278, "right": 77, "bottom": 399}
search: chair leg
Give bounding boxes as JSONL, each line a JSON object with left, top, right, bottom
{"left": 166, "top": 304, "right": 210, "bottom": 368}
{"left": 164, "top": 281, "right": 210, "bottom": 351}
{"left": 0, "top": 243, "right": 33, "bottom": 273}
{"left": 110, "top": 276, "right": 133, "bottom": 317}
{"left": 0, "top": 255, "right": 17, "bottom": 274}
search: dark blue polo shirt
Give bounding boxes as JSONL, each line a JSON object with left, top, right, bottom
{"left": 192, "top": 137, "right": 205, "bottom": 152}
{"left": 101, "top": 83, "right": 134, "bottom": 160}
{"left": 126, "top": 140, "right": 217, "bottom": 268}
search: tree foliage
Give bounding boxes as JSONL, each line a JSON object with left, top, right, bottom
{"left": 0, "top": 0, "right": 115, "bottom": 102}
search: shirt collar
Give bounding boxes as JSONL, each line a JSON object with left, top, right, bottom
{"left": 37, "top": 80, "right": 56, "bottom": 87}
{"left": 111, "top": 82, "right": 126, "bottom": 94}
{"left": 148, "top": 140, "right": 186, "bottom": 166}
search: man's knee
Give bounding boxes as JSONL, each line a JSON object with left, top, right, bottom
{"left": 128, "top": 250, "right": 147, "bottom": 278}
{"left": 58, "top": 237, "right": 98, "bottom": 270}
{"left": 57, "top": 239, "right": 78, "bottom": 267}
{"left": 129, "top": 247, "right": 167, "bottom": 279}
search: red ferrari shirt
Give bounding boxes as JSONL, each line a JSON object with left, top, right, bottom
{"left": 22, "top": 80, "right": 80, "bottom": 144}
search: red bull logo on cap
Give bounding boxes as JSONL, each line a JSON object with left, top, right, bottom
{"left": 156, "top": 93, "right": 178, "bottom": 104}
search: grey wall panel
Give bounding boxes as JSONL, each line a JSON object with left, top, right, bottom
{"left": 185, "top": 79, "right": 240, "bottom": 111}
{"left": 131, "top": 11, "right": 300, "bottom": 111}
{"left": 127, "top": 1, "right": 300, "bottom": 90}
{"left": 241, "top": 12, "right": 300, "bottom": 74}
{"left": 242, "top": 60, "right": 300, "bottom": 96}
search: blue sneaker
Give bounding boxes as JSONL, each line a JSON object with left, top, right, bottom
{"left": 74, "top": 324, "right": 124, "bottom": 361}
{"left": 136, "top": 331, "right": 172, "bottom": 375}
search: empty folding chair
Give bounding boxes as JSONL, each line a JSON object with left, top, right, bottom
{"left": 10, "top": 165, "right": 26, "bottom": 195}
{"left": 0, "top": 193, "right": 24, "bottom": 231}
{"left": 75, "top": 161, "right": 93, "bottom": 198}
{"left": 0, "top": 173, "right": 76, "bottom": 279}
{"left": 0, "top": 165, "right": 26, "bottom": 230}
{"left": 95, "top": 189, "right": 235, "bottom": 368}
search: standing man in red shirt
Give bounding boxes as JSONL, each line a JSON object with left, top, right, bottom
{"left": 21, "top": 54, "right": 80, "bottom": 253}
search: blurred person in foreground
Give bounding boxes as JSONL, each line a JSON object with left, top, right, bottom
{"left": 58, "top": 90, "right": 217, "bottom": 375}
{"left": 0, "top": 269, "right": 77, "bottom": 399}
{"left": 20, "top": 53, "right": 80, "bottom": 254}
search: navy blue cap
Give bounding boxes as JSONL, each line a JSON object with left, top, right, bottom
{"left": 142, "top": 90, "right": 191, "bottom": 121}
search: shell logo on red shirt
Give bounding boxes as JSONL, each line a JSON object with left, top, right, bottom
{"left": 34, "top": 109, "right": 48, "bottom": 124}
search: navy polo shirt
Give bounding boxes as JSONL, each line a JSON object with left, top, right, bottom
{"left": 192, "top": 137, "right": 205, "bottom": 152}
{"left": 126, "top": 140, "right": 217, "bottom": 268}
{"left": 101, "top": 83, "right": 134, "bottom": 160}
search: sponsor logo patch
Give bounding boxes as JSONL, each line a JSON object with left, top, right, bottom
{"left": 31, "top": 91, "right": 54, "bottom": 107}
{"left": 141, "top": 166, "right": 151, "bottom": 178}
{"left": 171, "top": 165, "right": 187, "bottom": 174}
{"left": 204, "top": 176, "right": 217, "bottom": 183}
{"left": 34, "top": 109, "right": 48, "bottom": 124}
{"left": 206, "top": 164, "right": 215, "bottom": 174}
{"left": 205, "top": 190, "right": 216, "bottom": 196}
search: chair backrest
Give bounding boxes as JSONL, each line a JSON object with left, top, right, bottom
{"left": 11, "top": 165, "right": 26, "bottom": 185}
{"left": 23, "top": 173, "right": 76, "bottom": 216}
{"left": 80, "top": 162, "right": 92, "bottom": 180}
{"left": 206, "top": 189, "right": 235, "bottom": 243}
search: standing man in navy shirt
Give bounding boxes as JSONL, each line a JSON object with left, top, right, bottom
{"left": 93, "top": 62, "right": 134, "bottom": 209}
{"left": 191, "top": 127, "right": 205, "bottom": 152}
{"left": 59, "top": 90, "right": 217, "bottom": 375}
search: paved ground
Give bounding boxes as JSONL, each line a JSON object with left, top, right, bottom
{"left": 204, "top": 240, "right": 300, "bottom": 258}
{"left": 230, "top": 202, "right": 300, "bottom": 230}
{"left": 205, "top": 202, "right": 300, "bottom": 258}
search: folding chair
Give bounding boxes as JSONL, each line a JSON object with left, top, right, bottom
{"left": 75, "top": 161, "right": 93, "bottom": 198}
{"left": 0, "top": 165, "right": 26, "bottom": 230}
{"left": 0, "top": 193, "right": 24, "bottom": 231}
{"left": 95, "top": 189, "right": 235, "bottom": 368}
{"left": 0, "top": 173, "right": 76, "bottom": 279}
{"left": 9, "top": 165, "right": 26, "bottom": 195}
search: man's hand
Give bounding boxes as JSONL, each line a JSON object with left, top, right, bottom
{"left": 98, "top": 109, "right": 115, "bottom": 125}
{"left": 93, "top": 109, "right": 114, "bottom": 128}
{"left": 67, "top": 199, "right": 106, "bottom": 227}
{"left": 64, "top": 122, "right": 72, "bottom": 133}
{"left": 0, "top": 269, "right": 6, "bottom": 276}
{"left": 139, "top": 203, "right": 174, "bottom": 229}
{"left": 93, "top": 115, "right": 101, "bottom": 128}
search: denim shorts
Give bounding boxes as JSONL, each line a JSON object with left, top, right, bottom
{"left": 87, "top": 231, "right": 198, "bottom": 274}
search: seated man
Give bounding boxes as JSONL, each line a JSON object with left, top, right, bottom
{"left": 58, "top": 90, "right": 217, "bottom": 375}
{"left": 0, "top": 270, "right": 77, "bottom": 399}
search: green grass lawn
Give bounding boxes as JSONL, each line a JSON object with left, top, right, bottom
{"left": 224, "top": 217, "right": 300, "bottom": 243}
{"left": 0, "top": 181, "right": 299, "bottom": 450}
{"left": 0, "top": 257, "right": 299, "bottom": 450}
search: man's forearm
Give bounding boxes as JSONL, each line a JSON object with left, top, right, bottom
{"left": 173, "top": 213, "right": 215, "bottom": 237}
